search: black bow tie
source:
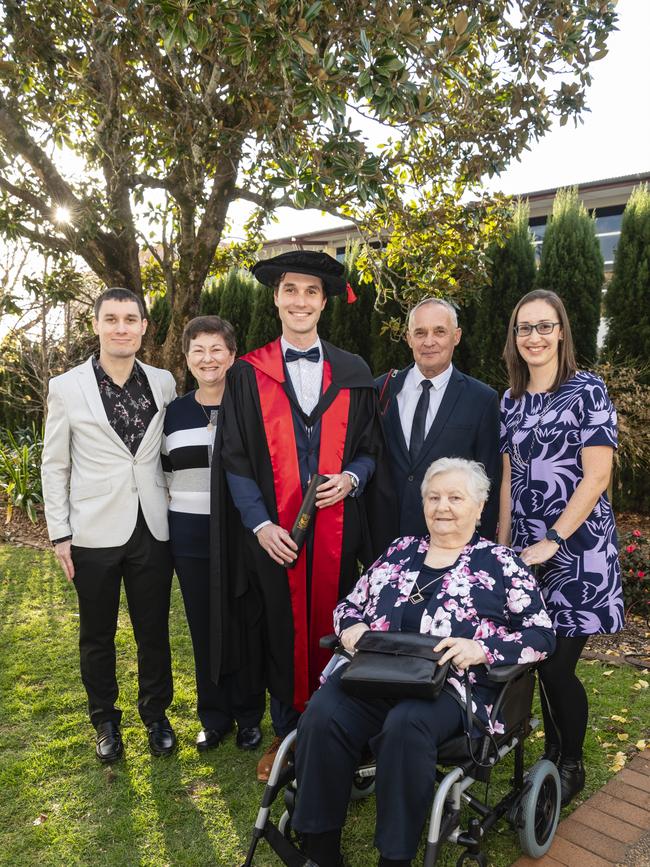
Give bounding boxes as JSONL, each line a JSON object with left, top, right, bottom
{"left": 285, "top": 347, "right": 320, "bottom": 363}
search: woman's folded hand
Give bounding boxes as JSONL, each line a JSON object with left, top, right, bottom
{"left": 434, "top": 636, "right": 488, "bottom": 670}
{"left": 340, "top": 622, "right": 370, "bottom": 653}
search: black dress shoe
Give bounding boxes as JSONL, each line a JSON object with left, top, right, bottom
{"left": 196, "top": 727, "right": 231, "bottom": 752}
{"left": 95, "top": 721, "right": 123, "bottom": 764}
{"left": 558, "top": 758, "right": 585, "bottom": 806}
{"left": 236, "top": 725, "right": 263, "bottom": 751}
{"left": 147, "top": 718, "right": 176, "bottom": 757}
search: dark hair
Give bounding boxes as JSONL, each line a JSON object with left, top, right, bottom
{"left": 503, "top": 289, "right": 577, "bottom": 399}
{"left": 182, "top": 316, "right": 237, "bottom": 355}
{"left": 94, "top": 287, "right": 146, "bottom": 319}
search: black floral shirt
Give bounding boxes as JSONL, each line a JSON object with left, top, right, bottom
{"left": 92, "top": 356, "right": 157, "bottom": 454}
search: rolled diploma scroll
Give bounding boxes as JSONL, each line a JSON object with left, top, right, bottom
{"left": 288, "top": 472, "right": 330, "bottom": 561}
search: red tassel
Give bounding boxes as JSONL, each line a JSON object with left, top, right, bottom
{"left": 346, "top": 282, "right": 357, "bottom": 304}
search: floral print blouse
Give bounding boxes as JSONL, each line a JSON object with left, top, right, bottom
{"left": 333, "top": 533, "right": 556, "bottom": 734}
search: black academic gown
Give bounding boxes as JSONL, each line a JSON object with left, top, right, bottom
{"left": 207, "top": 408, "right": 265, "bottom": 699}
{"left": 219, "top": 339, "right": 396, "bottom": 711}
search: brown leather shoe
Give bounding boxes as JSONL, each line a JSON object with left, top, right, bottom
{"left": 256, "top": 736, "right": 292, "bottom": 782}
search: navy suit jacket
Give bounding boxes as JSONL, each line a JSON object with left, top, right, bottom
{"left": 376, "top": 365, "right": 501, "bottom": 539}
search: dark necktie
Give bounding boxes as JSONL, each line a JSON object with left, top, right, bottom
{"left": 285, "top": 347, "right": 320, "bottom": 363}
{"left": 409, "top": 380, "right": 433, "bottom": 461}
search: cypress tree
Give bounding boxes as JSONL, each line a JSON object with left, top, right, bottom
{"left": 199, "top": 278, "right": 222, "bottom": 316}
{"left": 536, "top": 187, "right": 604, "bottom": 366}
{"left": 148, "top": 294, "right": 171, "bottom": 345}
{"left": 473, "top": 201, "right": 537, "bottom": 388}
{"left": 604, "top": 183, "right": 650, "bottom": 368}
{"left": 328, "top": 244, "right": 376, "bottom": 366}
{"left": 218, "top": 268, "right": 254, "bottom": 351}
{"left": 370, "top": 291, "right": 412, "bottom": 376}
{"left": 246, "top": 282, "right": 281, "bottom": 351}
{"left": 452, "top": 299, "right": 479, "bottom": 378}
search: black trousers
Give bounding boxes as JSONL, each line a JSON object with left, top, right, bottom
{"left": 270, "top": 695, "right": 301, "bottom": 738}
{"left": 174, "top": 556, "right": 264, "bottom": 731}
{"left": 71, "top": 509, "right": 173, "bottom": 728}
{"left": 292, "top": 668, "right": 464, "bottom": 860}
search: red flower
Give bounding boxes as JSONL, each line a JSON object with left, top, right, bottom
{"left": 626, "top": 544, "right": 637, "bottom": 553}
{"left": 638, "top": 571, "right": 646, "bottom": 578}
{"left": 633, "top": 530, "right": 642, "bottom": 538}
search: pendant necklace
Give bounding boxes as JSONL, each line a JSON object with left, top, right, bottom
{"left": 196, "top": 394, "right": 218, "bottom": 432}
{"left": 408, "top": 570, "right": 445, "bottom": 605}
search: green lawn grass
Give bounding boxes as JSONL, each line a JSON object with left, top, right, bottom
{"left": 1, "top": 544, "right": 648, "bottom": 867}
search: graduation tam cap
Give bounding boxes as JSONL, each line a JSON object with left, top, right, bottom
{"left": 251, "top": 250, "right": 348, "bottom": 298}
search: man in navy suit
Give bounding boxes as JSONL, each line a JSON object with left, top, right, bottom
{"left": 377, "top": 298, "right": 501, "bottom": 539}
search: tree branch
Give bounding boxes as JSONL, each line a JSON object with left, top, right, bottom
{"left": 4, "top": 222, "right": 71, "bottom": 254}
{"left": 233, "top": 186, "right": 364, "bottom": 228}
{"left": 0, "top": 93, "right": 83, "bottom": 211}
{"left": 130, "top": 173, "right": 174, "bottom": 191}
{"left": 0, "top": 175, "right": 52, "bottom": 218}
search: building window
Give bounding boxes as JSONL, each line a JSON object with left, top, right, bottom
{"left": 529, "top": 203, "right": 624, "bottom": 269}
{"left": 593, "top": 206, "right": 623, "bottom": 267}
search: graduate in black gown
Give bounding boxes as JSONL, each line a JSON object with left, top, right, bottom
{"left": 218, "top": 250, "right": 396, "bottom": 780}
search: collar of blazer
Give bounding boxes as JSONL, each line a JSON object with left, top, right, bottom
{"left": 387, "top": 363, "right": 466, "bottom": 467}
{"left": 76, "top": 355, "right": 164, "bottom": 456}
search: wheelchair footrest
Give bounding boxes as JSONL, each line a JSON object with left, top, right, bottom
{"left": 264, "top": 822, "right": 313, "bottom": 867}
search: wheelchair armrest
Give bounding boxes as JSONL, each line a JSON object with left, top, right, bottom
{"left": 486, "top": 662, "right": 536, "bottom": 683}
{"left": 319, "top": 634, "right": 340, "bottom": 650}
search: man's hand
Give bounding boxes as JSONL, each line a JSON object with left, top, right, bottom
{"left": 315, "top": 473, "right": 352, "bottom": 508}
{"left": 54, "top": 540, "right": 75, "bottom": 581}
{"left": 340, "top": 622, "right": 369, "bottom": 653}
{"left": 434, "top": 636, "right": 488, "bottom": 670}
{"left": 256, "top": 523, "right": 298, "bottom": 566}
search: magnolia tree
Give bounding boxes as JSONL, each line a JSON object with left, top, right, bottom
{"left": 0, "top": 0, "right": 617, "bottom": 380}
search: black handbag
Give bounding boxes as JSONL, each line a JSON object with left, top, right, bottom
{"left": 339, "top": 630, "right": 451, "bottom": 700}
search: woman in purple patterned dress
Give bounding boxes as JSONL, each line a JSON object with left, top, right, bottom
{"left": 499, "top": 289, "right": 623, "bottom": 807}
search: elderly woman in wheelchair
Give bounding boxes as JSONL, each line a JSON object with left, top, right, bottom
{"left": 288, "top": 457, "right": 556, "bottom": 867}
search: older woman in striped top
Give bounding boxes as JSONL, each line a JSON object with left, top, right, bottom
{"left": 162, "top": 316, "right": 264, "bottom": 752}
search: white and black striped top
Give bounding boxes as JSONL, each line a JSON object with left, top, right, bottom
{"left": 162, "top": 391, "right": 218, "bottom": 559}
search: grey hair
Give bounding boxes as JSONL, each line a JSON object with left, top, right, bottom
{"left": 420, "top": 457, "right": 490, "bottom": 505}
{"left": 407, "top": 297, "right": 458, "bottom": 330}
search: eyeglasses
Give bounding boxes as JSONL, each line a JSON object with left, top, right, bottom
{"left": 514, "top": 321, "right": 561, "bottom": 337}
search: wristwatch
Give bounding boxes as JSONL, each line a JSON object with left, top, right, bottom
{"left": 545, "top": 528, "right": 564, "bottom": 545}
{"left": 344, "top": 472, "right": 359, "bottom": 493}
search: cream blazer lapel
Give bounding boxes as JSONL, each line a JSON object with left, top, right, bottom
{"left": 135, "top": 362, "right": 164, "bottom": 456}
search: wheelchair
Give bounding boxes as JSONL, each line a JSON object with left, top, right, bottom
{"left": 241, "top": 636, "right": 561, "bottom": 867}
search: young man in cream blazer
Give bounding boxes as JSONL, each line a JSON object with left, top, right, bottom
{"left": 42, "top": 288, "right": 177, "bottom": 763}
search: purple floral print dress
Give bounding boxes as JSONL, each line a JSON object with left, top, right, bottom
{"left": 332, "top": 534, "right": 555, "bottom": 735}
{"left": 500, "top": 371, "right": 624, "bottom": 637}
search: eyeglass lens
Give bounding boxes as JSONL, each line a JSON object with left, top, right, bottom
{"left": 515, "top": 322, "right": 559, "bottom": 336}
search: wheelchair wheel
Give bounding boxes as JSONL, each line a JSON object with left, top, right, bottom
{"left": 518, "top": 759, "right": 561, "bottom": 858}
{"left": 350, "top": 768, "right": 376, "bottom": 801}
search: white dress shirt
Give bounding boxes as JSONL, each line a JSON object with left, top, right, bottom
{"left": 281, "top": 336, "right": 323, "bottom": 415}
{"left": 397, "top": 363, "right": 454, "bottom": 447}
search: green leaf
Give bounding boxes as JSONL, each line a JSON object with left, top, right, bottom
{"left": 304, "top": 0, "right": 323, "bottom": 23}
